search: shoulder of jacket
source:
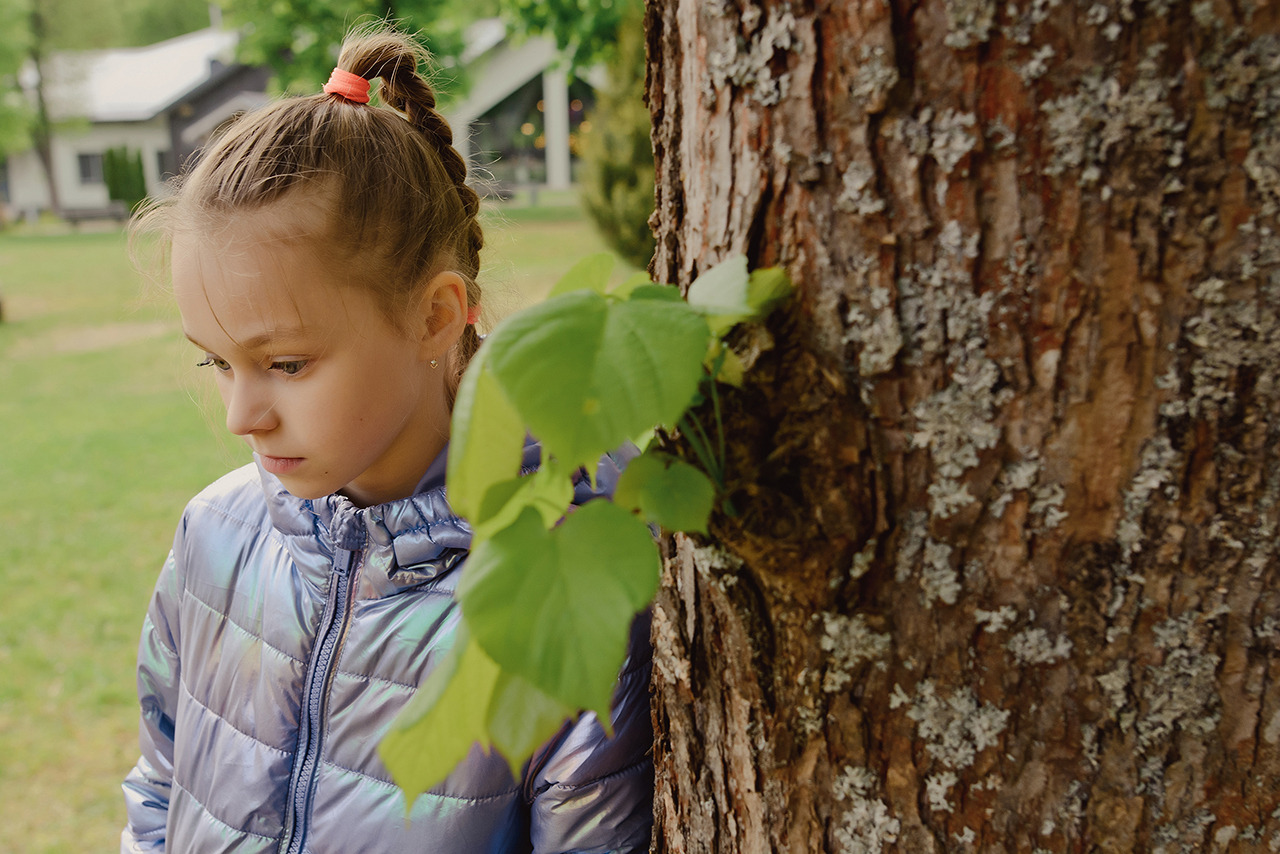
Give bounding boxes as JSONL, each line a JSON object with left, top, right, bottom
{"left": 182, "top": 462, "right": 269, "bottom": 530}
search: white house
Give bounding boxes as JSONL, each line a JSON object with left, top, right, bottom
{"left": 2, "top": 21, "right": 586, "bottom": 219}
{"left": 4, "top": 28, "right": 265, "bottom": 217}
{"left": 447, "top": 19, "right": 603, "bottom": 192}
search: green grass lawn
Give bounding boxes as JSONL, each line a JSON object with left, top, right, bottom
{"left": 0, "top": 196, "right": 629, "bottom": 853}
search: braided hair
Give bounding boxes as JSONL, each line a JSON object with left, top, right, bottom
{"left": 337, "top": 29, "right": 484, "bottom": 376}
{"left": 136, "top": 24, "right": 484, "bottom": 399}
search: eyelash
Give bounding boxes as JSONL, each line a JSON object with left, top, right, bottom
{"left": 196, "top": 356, "right": 230, "bottom": 371}
{"left": 273, "top": 360, "right": 308, "bottom": 376}
{"left": 196, "top": 357, "right": 309, "bottom": 376}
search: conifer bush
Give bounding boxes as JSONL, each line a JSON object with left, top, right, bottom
{"left": 578, "top": 7, "right": 654, "bottom": 270}
{"left": 103, "top": 145, "right": 147, "bottom": 213}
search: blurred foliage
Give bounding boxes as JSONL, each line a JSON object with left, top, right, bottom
{"left": 125, "top": 0, "right": 211, "bottom": 45}
{"left": 26, "top": 0, "right": 210, "bottom": 50}
{"left": 0, "top": 0, "right": 211, "bottom": 159}
{"left": 500, "top": 0, "right": 638, "bottom": 69}
{"left": 224, "top": 0, "right": 471, "bottom": 98}
{"left": 104, "top": 145, "right": 147, "bottom": 212}
{"left": 0, "top": 0, "right": 31, "bottom": 156}
{"left": 577, "top": 3, "right": 653, "bottom": 270}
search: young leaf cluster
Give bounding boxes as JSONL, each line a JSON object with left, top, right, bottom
{"left": 380, "top": 252, "right": 791, "bottom": 804}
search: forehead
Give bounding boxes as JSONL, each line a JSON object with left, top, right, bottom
{"left": 174, "top": 230, "right": 308, "bottom": 322}
{"left": 171, "top": 207, "right": 377, "bottom": 347}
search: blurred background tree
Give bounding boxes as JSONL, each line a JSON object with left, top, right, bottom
{"left": 0, "top": 0, "right": 32, "bottom": 160}
{"left": 103, "top": 145, "right": 147, "bottom": 213}
{"left": 223, "top": 0, "right": 475, "bottom": 95}
{"left": 500, "top": 0, "right": 630, "bottom": 68}
{"left": 2, "top": 0, "right": 212, "bottom": 212}
{"left": 32, "top": 0, "right": 209, "bottom": 49}
{"left": 501, "top": 0, "right": 654, "bottom": 269}
{"left": 575, "top": 3, "right": 652, "bottom": 269}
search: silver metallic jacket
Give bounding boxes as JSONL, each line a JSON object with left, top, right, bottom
{"left": 121, "top": 449, "right": 653, "bottom": 853}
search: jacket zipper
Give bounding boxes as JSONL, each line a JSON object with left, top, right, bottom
{"left": 279, "top": 545, "right": 358, "bottom": 854}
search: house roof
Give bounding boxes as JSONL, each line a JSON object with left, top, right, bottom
{"left": 43, "top": 28, "right": 239, "bottom": 123}
{"left": 35, "top": 20, "right": 568, "bottom": 126}
{"left": 462, "top": 17, "right": 508, "bottom": 63}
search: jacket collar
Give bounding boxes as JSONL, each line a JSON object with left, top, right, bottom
{"left": 256, "top": 441, "right": 546, "bottom": 599}
{"left": 257, "top": 447, "right": 475, "bottom": 599}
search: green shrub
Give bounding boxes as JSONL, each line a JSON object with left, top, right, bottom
{"left": 578, "top": 6, "right": 654, "bottom": 271}
{"left": 103, "top": 145, "right": 147, "bottom": 213}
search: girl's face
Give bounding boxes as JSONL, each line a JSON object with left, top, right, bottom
{"left": 171, "top": 209, "right": 463, "bottom": 507}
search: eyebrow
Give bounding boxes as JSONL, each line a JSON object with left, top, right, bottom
{"left": 183, "top": 327, "right": 309, "bottom": 353}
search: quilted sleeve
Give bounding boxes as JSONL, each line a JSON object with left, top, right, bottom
{"left": 528, "top": 614, "right": 654, "bottom": 854}
{"left": 120, "top": 528, "right": 186, "bottom": 853}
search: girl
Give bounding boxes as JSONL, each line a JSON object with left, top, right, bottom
{"left": 121, "top": 26, "right": 653, "bottom": 854}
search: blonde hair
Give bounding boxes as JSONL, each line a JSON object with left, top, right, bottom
{"left": 135, "top": 24, "right": 483, "bottom": 394}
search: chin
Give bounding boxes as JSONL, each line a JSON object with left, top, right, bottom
{"left": 278, "top": 480, "right": 336, "bottom": 501}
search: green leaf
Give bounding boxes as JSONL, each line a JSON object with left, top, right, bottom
{"left": 471, "top": 465, "right": 575, "bottom": 540}
{"left": 487, "top": 672, "right": 577, "bottom": 778}
{"left": 686, "top": 255, "right": 793, "bottom": 335}
{"left": 706, "top": 341, "right": 746, "bottom": 387}
{"left": 472, "top": 477, "right": 528, "bottom": 533}
{"left": 482, "top": 290, "right": 710, "bottom": 468}
{"left": 448, "top": 352, "right": 528, "bottom": 523}
{"left": 747, "top": 266, "right": 794, "bottom": 313}
{"left": 458, "top": 503, "right": 660, "bottom": 717}
{"left": 610, "top": 270, "right": 655, "bottom": 298}
{"left": 614, "top": 452, "right": 716, "bottom": 534}
{"left": 626, "top": 283, "right": 684, "bottom": 302}
{"left": 631, "top": 428, "right": 656, "bottom": 452}
{"left": 685, "top": 255, "right": 751, "bottom": 334}
{"left": 547, "top": 252, "right": 615, "bottom": 298}
{"left": 379, "top": 627, "right": 502, "bottom": 804}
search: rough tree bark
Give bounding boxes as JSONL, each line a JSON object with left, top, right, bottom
{"left": 645, "top": 0, "right": 1280, "bottom": 851}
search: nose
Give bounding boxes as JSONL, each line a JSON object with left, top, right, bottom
{"left": 222, "top": 376, "right": 278, "bottom": 436}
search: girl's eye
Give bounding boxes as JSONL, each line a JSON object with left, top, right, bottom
{"left": 196, "top": 356, "right": 231, "bottom": 372}
{"left": 272, "top": 360, "right": 308, "bottom": 376}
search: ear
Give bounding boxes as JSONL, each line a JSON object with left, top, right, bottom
{"left": 415, "top": 270, "right": 468, "bottom": 362}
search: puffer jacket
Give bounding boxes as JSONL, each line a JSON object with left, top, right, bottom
{"left": 121, "top": 444, "right": 653, "bottom": 854}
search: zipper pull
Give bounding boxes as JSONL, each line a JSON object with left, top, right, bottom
{"left": 334, "top": 547, "right": 357, "bottom": 577}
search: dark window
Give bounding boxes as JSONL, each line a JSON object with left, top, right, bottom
{"left": 78, "top": 153, "right": 104, "bottom": 185}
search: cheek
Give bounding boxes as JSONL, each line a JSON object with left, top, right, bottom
{"left": 365, "top": 356, "right": 427, "bottom": 405}
{"left": 358, "top": 383, "right": 411, "bottom": 425}
{"left": 212, "top": 374, "right": 233, "bottom": 408}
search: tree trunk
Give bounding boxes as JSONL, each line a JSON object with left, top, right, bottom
{"left": 30, "top": 3, "right": 60, "bottom": 215}
{"left": 645, "top": 0, "right": 1280, "bottom": 851}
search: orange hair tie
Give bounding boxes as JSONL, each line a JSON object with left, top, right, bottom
{"left": 323, "top": 68, "right": 370, "bottom": 104}
{"left": 466, "top": 305, "right": 482, "bottom": 325}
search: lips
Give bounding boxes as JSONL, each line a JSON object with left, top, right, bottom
{"left": 260, "top": 455, "right": 304, "bottom": 475}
